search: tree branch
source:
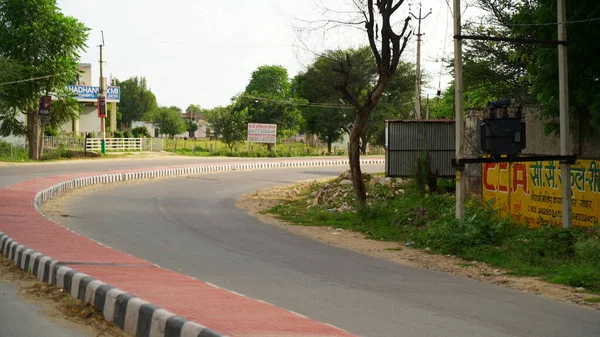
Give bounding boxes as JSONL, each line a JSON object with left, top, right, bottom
{"left": 366, "top": 0, "right": 382, "bottom": 66}
{"left": 391, "top": 0, "right": 405, "bottom": 14}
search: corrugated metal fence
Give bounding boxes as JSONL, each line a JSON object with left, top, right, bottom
{"left": 385, "top": 120, "right": 455, "bottom": 177}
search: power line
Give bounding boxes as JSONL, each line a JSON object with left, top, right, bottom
{"left": 0, "top": 73, "right": 63, "bottom": 86}
{"left": 467, "top": 16, "right": 600, "bottom": 28}
{"left": 241, "top": 95, "right": 354, "bottom": 109}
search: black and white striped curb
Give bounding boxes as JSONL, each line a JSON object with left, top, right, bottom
{"left": 4, "top": 158, "right": 384, "bottom": 337}
{"left": 0, "top": 232, "right": 223, "bottom": 337}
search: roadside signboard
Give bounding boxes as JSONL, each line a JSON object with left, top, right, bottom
{"left": 98, "top": 95, "right": 107, "bottom": 118}
{"left": 67, "top": 85, "right": 120, "bottom": 102}
{"left": 39, "top": 96, "right": 51, "bottom": 123}
{"left": 247, "top": 123, "right": 277, "bottom": 144}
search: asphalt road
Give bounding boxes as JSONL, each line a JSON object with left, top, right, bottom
{"left": 0, "top": 283, "right": 88, "bottom": 337}
{"left": 58, "top": 166, "right": 600, "bottom": 337}
{"left": 0, "top": 155, "right": 273, "bottom": 336}
{"left": 0, "top": 155, "right": 265, "bottom": 188}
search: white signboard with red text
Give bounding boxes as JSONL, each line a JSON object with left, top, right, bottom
{"left": 247, "top": 123, "right": 277, "bottom": 144}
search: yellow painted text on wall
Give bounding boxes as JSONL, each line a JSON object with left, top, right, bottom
{"left": 482, "top": 160, "right": 600, "bottom": 227}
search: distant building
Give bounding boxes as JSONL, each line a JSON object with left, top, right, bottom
{"left": 182, "top": 110, "right": 207, "bottom": 123}
{"left": 60, "top": 63, "right": 120, "bottom": 136}
{"left": 0, "top": 63, "right": 120, "bottom": 144}
{"left": 131, "top": 120, "right": 209, "bottom": 139}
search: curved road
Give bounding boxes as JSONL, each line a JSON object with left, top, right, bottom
{"left": 0, "top": 156, "right": 298, "bottom": 337}
{"left": 54, "top": 166, "right": 600, "bottom": 337}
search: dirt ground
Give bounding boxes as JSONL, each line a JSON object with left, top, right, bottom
{"left": 0, "top": 256, "right": 128, "bottom": 337}
{"left": 236, "top": 180, "right": 600, "bottom": 311}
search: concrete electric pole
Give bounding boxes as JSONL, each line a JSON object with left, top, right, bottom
{"left": 411, "top": 3, "right": 432, "bottom": 120}
{"left": 557, "top": 0, "right": 572, "bottom": 228}
{"left": 453, "top": 0, "right": 465, "bottom": 219}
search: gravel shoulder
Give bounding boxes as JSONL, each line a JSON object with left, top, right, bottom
{"left": 236, "top": 180, "right": 600, "bottom": 311}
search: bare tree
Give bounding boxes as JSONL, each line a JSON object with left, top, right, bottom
{"left": 330, "top": 0, "right": 411, "bottom": 205}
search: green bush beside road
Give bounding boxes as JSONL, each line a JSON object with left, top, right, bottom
{"left": 267, "top": 174, "right": 600, "bottom": 291}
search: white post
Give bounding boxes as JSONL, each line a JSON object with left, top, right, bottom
{"left": 454, "top": 0, "right": 465, "bottom": 219}
{"left": 558, "top": 0, "right": 572, "bottom": 228}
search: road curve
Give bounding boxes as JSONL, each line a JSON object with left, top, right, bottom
{"left": 0, "top": 156, "right": 358, "bottom": 337}
{"left": 0, "top": 156, "right": 252, "bottom": 337}
{"left": 58, "top": 166, "right": 600, "bottom": 337}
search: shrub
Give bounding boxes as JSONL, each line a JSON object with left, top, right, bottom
{"left": 113, "top": 130, "right": 123, "bottom": 138}
{"left": 574, "top": 237, "right": 600, "bottom": 265}
{"left": 123, "top": 130, "right": 131, "bottom": 138}
{"left": 506, "top": 225, "right": 580, "bottom": 263}
{"left": 132, "top": 126, "right": 151, "bottom": 138}
{"left": 419, "top": 206, "right": 511, "bottom": 254}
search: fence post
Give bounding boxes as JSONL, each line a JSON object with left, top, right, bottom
{"left": 193, "top": 138, "right": 196, "bottom": 154}
{"left": 210, "top": 144, "right": 213, "bottom": 155}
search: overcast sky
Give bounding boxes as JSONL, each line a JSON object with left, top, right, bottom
{"left": 57, "top": 0, "right": 480, "bottom": 110}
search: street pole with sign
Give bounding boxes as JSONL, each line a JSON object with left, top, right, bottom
{"left": 98, "top": 31, "right": 106, "bottom": 154}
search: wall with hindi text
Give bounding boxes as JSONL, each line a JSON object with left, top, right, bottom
{"left": 482, "top": 160, "right": 600, "bottom": 227}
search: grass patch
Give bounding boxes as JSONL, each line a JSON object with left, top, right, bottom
{"left": 172, "top": 147, "right": 319, "bottom": 158}
{"left": 164, "top": 138, "right": 385, "bottom": 158}
{"left": 584, "top": 297, "right": 600, "bottom": 303}
{"left": 0, "top": 141, "right": 30, "bottom": 162}
{"left": 267, "top": 175, "right": 600, "bottom": 292}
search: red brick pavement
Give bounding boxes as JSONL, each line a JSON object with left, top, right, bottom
{"left": 0, "top": 162, "right": 358, "bottom": 337}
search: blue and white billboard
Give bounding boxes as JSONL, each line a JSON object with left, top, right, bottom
{"left": 67, "top": 85, "right": 120, "bottom": 102}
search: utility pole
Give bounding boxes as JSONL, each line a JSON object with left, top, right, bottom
{"left": 557, "top": 0, "right": 572, "bottom": 228}
{"left": 411, "top": 3, "right": 432, "bottom": 120}
{"left": 98, "top": 31, "right": 106, "bottom": 154}
{"left": 453, "top": 0, "right": 465, "bottom": 219}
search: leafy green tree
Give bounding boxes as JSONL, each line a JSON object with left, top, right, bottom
{"left": 131, "top": 126, "right": 151, "bottom": 138}
{"left": 292, "top": 69, "right": 351, "bottom": 154}
{"left": 149, "top": 106, "right": 184, "bottom": 138}
{"left": 0, "top": 0, "right": 89, "bottom": 159}
{"left": 465, "top": 0, "right": 600, "bottom": 137}
{"left": 116, "top": 77, "right": 158, "bottom": 126}
{"left": 429, "top": 83, "right": 499, "bottom": 119}
{"left": 186, "top": 104, "right": 202, "bottom": 114}
{"left": 299, "top": 0, "right": 412, "bottom": 206}
{"left": 239, "top": 65, "right": 304, "bottom": 143}
{"left": 205, "top": 105, "right": 248, "bottom": 150}
{"left": 362, "top": 61, "right": 416, "bottom": 150}
{"left": 184, "top": 118, "right": 199, "bottom": 137}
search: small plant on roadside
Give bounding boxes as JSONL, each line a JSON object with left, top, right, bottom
{"left": 574, "top": 236, "right": 600, "bottom": 266}
{"left": 132, "top": 126, "right": 151, "bottom": 138}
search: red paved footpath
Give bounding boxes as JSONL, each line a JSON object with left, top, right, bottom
{"left": 0, "top": 161, "right": 358, "bottom": 337}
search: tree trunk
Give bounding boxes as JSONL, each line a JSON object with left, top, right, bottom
{"left": 349, "top": 111, "right": 370, "bottom": 206}
{"left": 38, "top": 123, "right": 45, "bottom": 159}
{"left": 360, "top": 136, "right": 368, "bottom": 155}
{"left": 27, "top": 111, "right": 41, "bottom": 160}
{"left": 327, "top": 140, "right": 332, "bottom": 155}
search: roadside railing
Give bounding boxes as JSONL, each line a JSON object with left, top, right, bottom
{"left": 86, "top": 138, "right": 143, "bottom": 152}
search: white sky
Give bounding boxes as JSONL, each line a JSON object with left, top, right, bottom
{"left": 57, "top": 0, "right": 481, "bottom": 110}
